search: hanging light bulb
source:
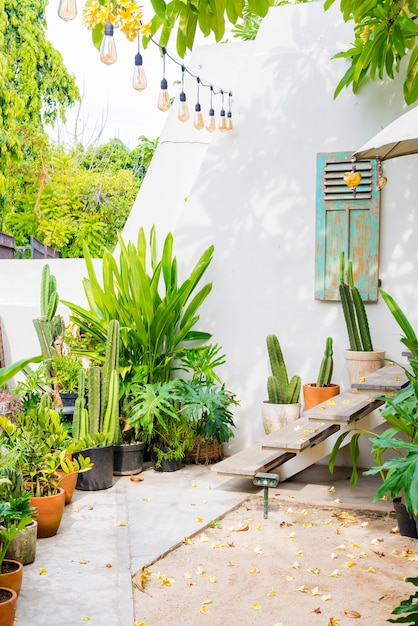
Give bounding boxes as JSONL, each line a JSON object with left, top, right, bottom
{"left": 157, "top": 48, "right": 171, "bottom": 111}
{"left": 132, "top": 37, "right": 147, "bottom": 91}
{"left": 206, "top": 86, "right": 216, "bottom": 133}
{"left": 193, "top": 78, "right": 204, "bottom": 130}
{"left": 100, "top": 22, "right": 117, "bottom": 65}
{"left": 58, "top": 0, "right": 77, "bottom": 21}
{"left": 218, "top": 91, "right": 227, "bottom": 131}
{"left": 177, "top": 66, "right": 189, "bottom": 122}
{"left": 226, "top": 92, "right": 233, "bottom": 132}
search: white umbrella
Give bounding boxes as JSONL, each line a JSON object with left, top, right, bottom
{"left": 354, "top": 106, "right": 418, "bottom": 161}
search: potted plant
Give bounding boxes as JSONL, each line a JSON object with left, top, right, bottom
{"left": 0, "top": 586, "right": 17, "bottom": 626}
{"left": 128, "top": 379, "right": 196, "bottom": 471}
{"left": 0, "top": 496, "right": 33, "bottom": 597}
{"left": 0, "top": 405, "right": 92, "bottom": 537}
{"left": 0, "top": 468, "right": 37, "bottom": 565}
{"left": 72, "top": 320, "right": 120, "bottom": 490}
{"left": 50, "top": 353, "right": 84, "bottom": 407}
{"left": 261, "top": 334, "right": 301, "bottom": 434}
{"left": 303, "top": 337, "right": 340, "bottom": 410}
{"left": 329, "top": 290, "right": 418, "bottom": 537}
{"left": 177, "top": 344, "right": 238, "bottom": 464}
{"left": 339, "top": 252, "right": 384, "bottom": 384}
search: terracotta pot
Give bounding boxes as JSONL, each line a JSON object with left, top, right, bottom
{"left": 261, "top": 401, "right": 301, "bottom": 435}
{"left": 56, "top": 469, "right": 78, "bottom": 504}
{"left": 303, "top": 383, "right": 340, "bottom": 410}
{"left": 5, "top": 520, "right": 37, "bottom": 565}
{"left": 0, "top": 587, "right": 17, "bottom": 626}
{"left": 30, "top": 488, "right": 66, "bottom": 538}
{"left": 0, "top": 560, "right": 23, "bottom": 597}
{"left": 344, "top": 349, "right": 385, "bottom": 386}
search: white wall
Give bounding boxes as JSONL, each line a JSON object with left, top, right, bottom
{"left": 1, "top": 2, "right": 417, "bottom": 467}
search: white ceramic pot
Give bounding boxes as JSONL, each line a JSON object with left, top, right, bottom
{"left": 344, "top": 349, "right": 385, "bottom": 386}
{"left": 261, "top": 401, "right": 301, "bottom": 435}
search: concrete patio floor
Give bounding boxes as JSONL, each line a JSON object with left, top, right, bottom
{"left": 15, "top": 463, "right": 392, "bottom": 626}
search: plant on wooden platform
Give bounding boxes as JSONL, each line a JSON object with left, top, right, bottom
{"left": 303, "top": 337, "right": 340, "bottom": 411}
{"left": 339, "top": 251, "right": 374, "bottom": 352}
{"left": 266, "top": 334, "right": 301, "bottom": 404}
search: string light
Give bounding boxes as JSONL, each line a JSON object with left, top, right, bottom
{"left": 100, "top": 22, "right": 117, "bottom": 65}
{"left": 218, "top": 90, "right": 227, "bottom": 131}
{"left": 157, "top": 47, "right": 171, "bottom": 112}
{"left": 57, "top": 0, "right": 77, "bottom": 21}
{"left": 206, "top": 85, "right": 216, "bottom": 133}
{"left": 226, "top": 92, "right": 233, "bottom": 132}
{"left": 132, "top": 35, "right": 147, "bottom": 91}
{"left": 177, "top": 65, "right": 189, "bottom": 122}
{"left": 57, "top": 2, "right": 234, "bottom": 130}
{"left": 193, "top": 78, "right": 204, "bottom": 130}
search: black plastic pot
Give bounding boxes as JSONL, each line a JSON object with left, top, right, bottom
{"left": 113, "top": 442, "right": 145, "bottom": 476}
{"left": 151, "top": 451, "right": 183, "bottom": 472}
{"left": 75, "top": 445, "right": 114, "bottom": 491}
{"left": 393, "top": 497, "right": 418, "bottom": 539}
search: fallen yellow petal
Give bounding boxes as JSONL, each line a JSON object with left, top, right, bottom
{"left": 291, "top": 561, "right": 300, "bottom": 569}
{"left": 328, "top": 619, "right": 338, "bottom": 626}
{"left": 197, "top": 517, "right": 204, "bottom": 523}
{"left": 303, "top": 523, "right": 313, "bottom": 528}
{"left": 39, "top": 567, "right": 47, "bottom": 575}
{"left": 285, "top": 575, "right": 295, "bottom": 581}
{"left": 197, "top": 567, "right": 206, "bottom": 575}
{"left": 336, "top": 544, "right": 346, "bottom": 551}
{"left": 256, "top": 524, "right": 263, "bottom": 530}
{"left": 200, "top": 534, "right": 209, "bottom": 543}
{"left": 295, "top": 550, "right": 304, "bottom": 556}
{"left": 206, "top": 575, "right": 217, "bottom": 583}
{"left": 82, "top": 617, "right": 92, "bottom": 622}
{"left": 267, "top": 588, "right": 277, "bottom": 596}
{"left": 202, "top": 599, "right": 212, "bottom": 605}
{"left": 200, "top": 606, "right": 209, "bottom": 614}
{"left": 251, "top": 603, "right": 261, "bottom": 610}
{"left": 254, "top": 546, "right": 264, "bottom": 555}
{"left": 192, "top": 483, "right": 197, "bottom": 487}
{"left": 118, "top": 521, "right": 126, "bottom": 527}
{"left": 300, "top": 509, "right": 307, "bottom": 515}
{"left": 228, "top": 561, "right": 235, "bottom": 567}
{"left": 298, "top": 585, "right": 307, "bottom": 593}
{"left": 183, "top": 537, "right": 194, "bottom": 545}
{"left": 105, "top": 563, "right": 112, "bottom": 568}
{"left": 307, "top": 568, "right": 320, "bottom": 575}
{"left": 328, "top": 486, "right": 336, "bottom": 493}
{"left": 79, "top": 559, "right": 90, "bottom": 565}
{"left": 134, "top": 622, "right": 147, "bottom": 626}
{"left": 322, "top": 594, "right": 332, "bottom": 601}
{"left": 328, "top": 570, "right": 340, "bottom": 577}
{"left": 367, "top": 567, "right": 375, "bottom": 573}
{"left": 343, "top": 561, "right": 357, "bottom": 568}
{"left": 288, "top": 532, "right": 296, "bottom": 539}
{"left": 311, "top": 586, "right": 320, "bottom": 596}
{"left": 249, "top": 565, "right": 260, "bottom": 574}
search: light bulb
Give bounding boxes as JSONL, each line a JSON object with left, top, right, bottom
{"left": 226, "top": 111, "right": 233, "bottom": 132}
{"left": 177, "top": 92, "right": 189, "bottom": 122}
{"left": 132, "top": 53, "right": 147, "bottom": 91}
{"left": 206, "top": 108, "right": 216, "bottom": 133}
{"left": 218, "top": 109, "right": 227, "bottom": 131}
{"left": 58, "top": 0, "right": 77, "bottom": 21}
{"left": 100, "top": 22, "right": 117, "bottom": 66}
{"left": 194, "top": 103, "right": 204, "bottom": 130}
{"left": 158, "top": 78, "right": 171, "bottom": 112}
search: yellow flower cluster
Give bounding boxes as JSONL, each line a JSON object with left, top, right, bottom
{"left": 83, "top": 0, "right": 150, "bottom": 41}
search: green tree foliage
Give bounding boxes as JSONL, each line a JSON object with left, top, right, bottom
{"left": 0, "top": 0, "right": 79, "bottom": 200}
{"left": 146, "top": 0, "right": 276, "bottom": 57}
{"left": 325, "top": 0, "right": 418, "bottom": 105}
{"left": 2, "top": 136, "right": 157, "bottom": 257}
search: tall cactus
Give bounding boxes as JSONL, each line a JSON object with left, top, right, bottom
{"left": 73, "top": 321, "right": 121, "bottom": 447}
{"left": 33, "top": 264, "right": 65, "bottom": 369}
{"left": 316, "top": 337, "right": 334, "bottom": 387}
{"left": 266, "top": 334, "right": 301, "bottom": 404}
{"left": 339, "top": 252, "right": 373, "bottom": 351}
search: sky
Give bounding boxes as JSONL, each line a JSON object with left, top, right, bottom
{"left": 45, "top": 1, "right": 186, "bottom": 148}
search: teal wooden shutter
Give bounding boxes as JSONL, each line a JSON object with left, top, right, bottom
{"left": 315, "top": 151, "right": 380, "bottom": 302}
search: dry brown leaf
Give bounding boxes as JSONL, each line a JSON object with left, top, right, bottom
{"left": 130, "top": 475, "right": 144, "bottom": 482}
{"left": 344, "top": 609, "right": 361, "bottom": 618}
{"left": 231, "top": 524, "right": 249, "bottom": 532}
{"left": 132, "top": 569, "right": 152, "bottom": 597}
{"left": 313, "top": 607, "right": 321, "bottom": 614}
{"left": 332, "top": 512, "right": 358, "bottom": 525}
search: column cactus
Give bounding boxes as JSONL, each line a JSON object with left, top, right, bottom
{"left": 316, "top": 337, "right": 334, "bottom": 387}
{"left": 339, "top": 252, "right": 374, "bottom": 351}
{"left": 266, "top": 334, "right": 301, "bottom": 404}
{"left": 33, "top": 264, "right": 65, "bottom": 365}
{"left": 73, "top": 320, "right": 121, "bottom": 447}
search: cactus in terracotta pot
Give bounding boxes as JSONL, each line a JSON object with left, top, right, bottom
{"left": 316, "top": 337, "right": 334, "bottom": 388}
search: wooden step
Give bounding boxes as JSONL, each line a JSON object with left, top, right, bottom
{"left": 304, "top": 390, "right": 384, "bottom": 422}
{"left": 351, "top": 362, "right": 409, "bottom": 394}
{"left": 212, "top": 442, "right": 295, "bottom": 478}
{"left": 259, "top": 417, "right": 340, "bottom": 452}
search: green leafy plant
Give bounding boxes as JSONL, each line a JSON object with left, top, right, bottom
{"left": 266, "top": 334, "right": 301, "bottom": 404}
{"left": 339, "top": 252, "right": 373, "bottom": 351}
{"left": 0, "top": 405, "right": 93, "bottom": 497}
{"left": 316, "top": 337, "right": 334, "bottom": 387}
{"left": 62, "top": 226, "right": 214, "bottom": 415}
{"left": 50, "top": 354, "right": 83, "bottom": 394}
{"left": 0, "top": 494, "right": 35, "bottom": 571}
{"left": 388, "top": 575, "right": 418, "bottom": 624}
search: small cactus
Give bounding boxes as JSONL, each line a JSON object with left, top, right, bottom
{"left": 316, "top": 337, "right": 334, "bottom": 387}
{"left": 266, "top": 334, "right": 301, "bottom": 404}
